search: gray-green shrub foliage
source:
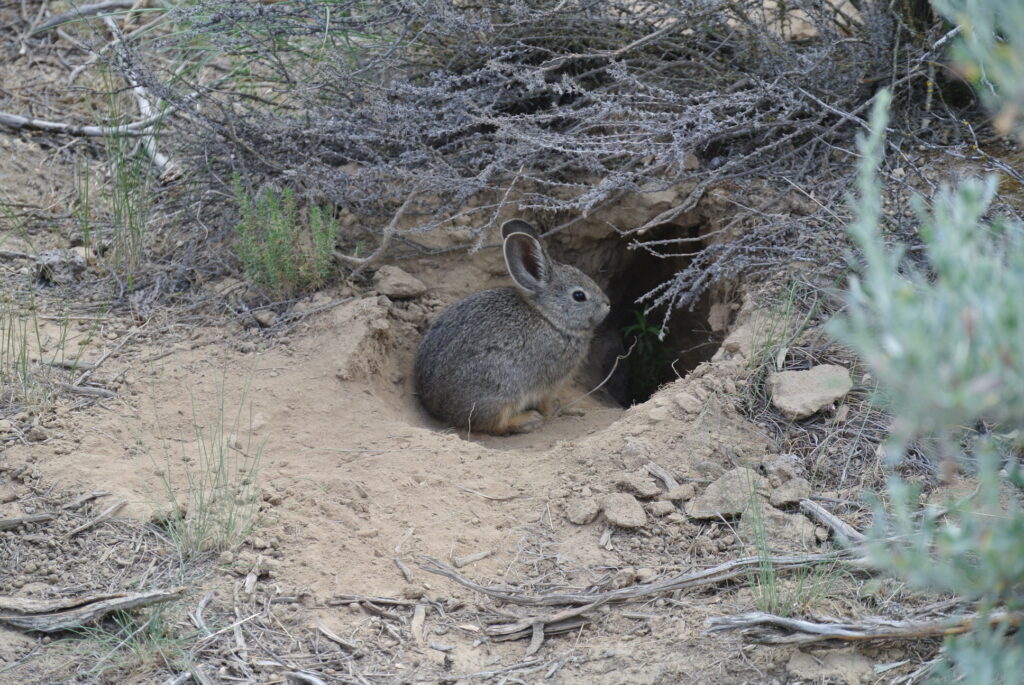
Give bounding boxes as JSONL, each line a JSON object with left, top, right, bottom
{"left": 831, "top": 89, "right": 1024, "bottom": 683}
{"left": 932, "top": 0, "right": 1024, "bottom": 138}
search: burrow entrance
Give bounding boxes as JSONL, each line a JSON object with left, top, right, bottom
{"left": 564, "top": 223, "right": 724, "bottom": 407}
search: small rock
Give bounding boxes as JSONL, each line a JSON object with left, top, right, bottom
{"left": 253, "top": 310, "right": 277, "bottom": 327}
{"left": 601, "top": 493, "right": 647, "bottom": 529}
{"left": 619, "top": 438, "right": 650, "bottom": 468}
{"left": 373, "top": 266, "right": 427, "bottom": 299}
{"left": 685, "top": 468, "right": 767, "bottom": 519}
{"left": 615, "top": 470, "right": 661, "bottom": 499}
{"left": 673, "top": 392, "right": 703, "bottom": 414}
{"left": 815, "top": 526, "right": 829, "bottom": 542}
{"left": 35, "top": 249, "right": 86, "bottom": 284}
{"left": 768, "top": 365, "right": 852, "bottom": 420}
{"left": 663, "top": 484, "right": 696, "bottom": 502}
{"left": 763, "top": 453, "right": 806, "bottom": 483}
{"left": 565, "top": 497, "right": 600, "bottom": 525}
{"left": 611, "top": 567, "right": 637, "bottom": 588}
{"left": 739, "top": 505, "right": 817, "bottom": 552}
{"left": 665, "top": 512, "right": 686, "bottom": 523}
{"left": 770, "top": 477, "right": 811, "bottom": 506}
{"left": 707, "top": 302, "right": 734, "bottom": 332}
{"left": 648, "top": 500, "right": 676, "bottom": 517}
{"left": 635, "top": 567, "right": 657, "bottom": 583}
{"left": 25, "top": 425, "right": 49, "bottom": 443}
{"left": 0, "top": 419, "right": 14, "bottom": 433}
{"left": 648, "top": 406, "right": 672, "bottom": 423}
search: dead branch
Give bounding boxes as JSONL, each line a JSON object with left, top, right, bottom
{"left": 317, "top": 622, "right": 358, "bottom": 651}
{"left": 66, "top": 498, "right": 127, "bottom": 537}
{"left": 485, "top": 599, "right": 607, "bottom": 653}
{"left": 418, "top": 549, "right": 862, "bottom": 608}
{"left": 393, "top": 557, "right": 415, "bottom": 583}
{"left": 336, "top": 188, "right": 419, "bottom": 278}
{"left": 706, "top": 610, "right": 1023, "bottom": 645}
{"left": 326, "top": 594, "right": 419, "bottom": 607}
{"left": 56, "top": 382, "right": 118, "bottom": 399}
{"left": 0, "top": 249, "right": 33, "bottom": 260}
{"left": 285, "top": 672, "right": 327, "bottom": 685}
{"left": 0, "top": 109, "right": 167, "bottom": 137}
{"left": 452, "top": 550, "right": 492, "bottom": 568}
{"left": 0, "top": 587, "right": 185, "bottom": 633}
{"left": 799, "top": 498, "right": 866, "bottom": 545}
{"left": 0, "top": 514, "right": 55, "bottom": 531}
{"left": 61, "top": 491, "right": 111, "bottom": 510}
{"left": 645, "top": 461, "right": 681, "bottom": 491}
{"left": 410, "top": 604, "right": 426, "bottom": 646}
{"left": 45, "top": 359, "right": 97, "bottom": 371}
{"left": 74, "top": 324, "right": 144, "bottom": 386}
{"left": 33, "top": 0, "right": 146, "bottom": 33}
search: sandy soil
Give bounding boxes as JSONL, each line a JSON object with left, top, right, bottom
{"left": 0, "top": 242, "right": 909, "bottom": 683}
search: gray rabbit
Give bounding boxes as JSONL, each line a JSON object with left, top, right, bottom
{"left": 414, "top": 219, "right": 610, "bottom": 434}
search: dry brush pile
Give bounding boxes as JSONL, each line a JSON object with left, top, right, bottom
{"left": 94, "top": 0, "right": 1004, "bottom": 316}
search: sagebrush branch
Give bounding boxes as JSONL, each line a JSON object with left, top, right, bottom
{"left": 706, "top": 610, "right": 1023, "bottom": 644}
{"left": 0, "top": 109, "right": 167, "bottom": 137}
{"left": 418, "top": 549, "right": 862, "bottom": 608}
{"left": 33, "top": 0, "right": 148, "bottom": 33}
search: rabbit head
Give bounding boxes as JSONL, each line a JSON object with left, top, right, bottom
{"left": 501, "top": 219, "right": 609, "bottom": 335}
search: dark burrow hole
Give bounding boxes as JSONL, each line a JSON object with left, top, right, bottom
{"left": 586, "top": 224, "right": 721, "bottom": 407}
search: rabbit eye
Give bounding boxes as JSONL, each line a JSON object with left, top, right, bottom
{"left": 572, "top": 290, "right": 587, "bottom": 302}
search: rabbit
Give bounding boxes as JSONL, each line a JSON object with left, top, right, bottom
{"left": 414, "top": 219, "right": 610, "bottom": 435}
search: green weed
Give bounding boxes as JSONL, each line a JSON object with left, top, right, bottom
{"left": 742, "top": 475, "right": 839, "bottom": 616}
{"left": 73, "top": 606, "right": 193, "bottom": 682}
{"left": 234, "top": 178, "right": 338, "bottom": 297}
{"left": 155, "top": 375, "right": 265, "bottom": 559}
{"left": 0, "top": 294, "right": 76, "bottom": 414}
{"left": 620, "top": 309, "right": 671, "bottom": 403}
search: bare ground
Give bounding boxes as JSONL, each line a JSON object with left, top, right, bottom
{"left": 0, "top": 243, "right": 939, "bottom": 683}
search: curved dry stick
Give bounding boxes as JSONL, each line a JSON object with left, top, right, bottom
{"left": 418, "top": 549, "right": 861, "bottom": 608}
{"left": 0, "top": 109, "right": 168, "bottom": 137}
{"left": 337, "top": 188, "right": 420, "bottom": 278}
{"left": 0, "top": 588, "right": 185, "bottom": 633}
{"left": 562, "top": 337, "right": 637, "bottom": 412}
{"left": 706, "top": 610, "right": 1022, "bottom": 645}
{"left": 33, "top": 0, "right": 144, "bottom": 33}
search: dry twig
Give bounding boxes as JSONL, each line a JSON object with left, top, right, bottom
{"left": 66, "top": 498, "right": 127, "bottom": 537}
{"left": 32, "top": 0, "right": 144, "bottom": 33}
{"left": 419, "top": 549, "right": 862, "bottom": 608}
{"left": 0, "top": 587, "right": 185, "bottom": 633}
{"left": 706, "top": 610, "right": 1023, "bottom": 645}
{"left": 0, "top": 514, "right": 54, "bottom": 531}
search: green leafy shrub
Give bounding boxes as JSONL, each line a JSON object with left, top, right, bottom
{"left": 933, "top": 0, "right": 1024, "bottom": 138}
{"left": 831, "top": 89, "right": 1024, "bottom": 683}
{"left": 234, "top": 179, "right": 338, "bottom": 297}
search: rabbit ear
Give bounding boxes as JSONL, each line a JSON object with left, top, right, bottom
{"left": 504, "top": 232, "right": 549, "bottom": 293}
{"left": 501, "top": 219, "right": 540, "bottom": 241}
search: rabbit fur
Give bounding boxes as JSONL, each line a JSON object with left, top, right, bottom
{"left": 414, "top": 219, "right": 610, "bottom": 435}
